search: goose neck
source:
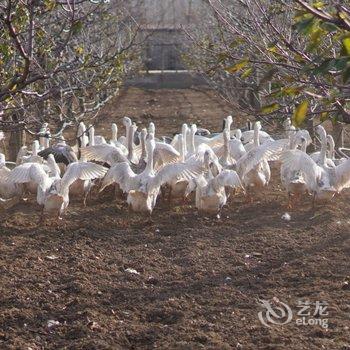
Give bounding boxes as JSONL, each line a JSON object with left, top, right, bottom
{"left": 127, "top": 126, "right": 134, "bottom": 161}
{"left": 327, "top": 136, "right": 335, "bottom": 159}
{"left": 319, "top": 132, "right": 327, "bottom": 165}
{"left": 89, "top": 127, "right": 95, "bottom": 146}
{"left": 145, "top": 144, "right": 154, "bottom": 175}
{"left": 253, "top": 126, "right": 260, "bottom": 147}
{"left": 112, "top": 124, "right": 118, "bottom": 141}
{"left": 182, "top": 129, "right": 188, "bottom": 157}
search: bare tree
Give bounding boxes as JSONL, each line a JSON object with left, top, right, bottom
{"left": 0, "top": 0, "right": 142, "bottom": 135}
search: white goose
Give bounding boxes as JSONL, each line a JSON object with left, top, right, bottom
{"left": 88, "top": 125, "right": 106, "bottom": 146}
{"left": 100, "top": 134, "right": 204, "bottom": 214}
{"left": 109, "top": 123, "right": 128, "bottom": 155}
{"left": 81, "top": 123, "right": 178, "bottom": 173}
{"left": 281, "top": 139, "right": 350, "bottom": 205}
{"left": 77, "top": 122, "right": 89, "bottom": 149}
{"left": 0, "top": 153, "right": 23, "bottom": 208}
{"left": 241, "top": 122, "right": 274, "bottom": 151}
{"left": 281, "top": 135, "right": 310, "bottom": 208}
{"left": 192, "top": 116, "right": 232, "bottom": 149}
{"left": 21, "top": 141, "right": 43, "bottom": 164}
{"left": 310, "top": 126, "right": 335, "bottom": 168}
{"left": 185, "top": 168, "right": 244, "bottom": 214}
{"left": 214, "top": 130, "right": 238, "bottom": 168}
{"left": 227, "top": 129, "right": 247, "bottom": 162}
{"left": 7, "top": 154, "right": 61, "bottom": 207}
{"left": 166, "top": 134, "right": 220, "bottom": 202}
{"left": 7, "top": 155, "right": 107, "bottom": 219}
{"left": 327, "top": 135, "right": 347, "bottom": 165}
{"left": 235, "top": 122, "right": 290, "bottom": 201}
{"left": 171, "top": 123, "right": 188, "bottom": 153}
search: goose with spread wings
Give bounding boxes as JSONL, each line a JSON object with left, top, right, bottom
{"left": 281, "top": 145, "right": 350, "bottom": 206}
{"left": 185, "top": 169, "right": 244, "bottom": 214}
{"left": 7, "top": 156, "right": 107, "bottom": 219}
{"left": 235, "top": 122, "right": 288, "bottom": 198}
{"left": 100, "top": 134, "right": 205, "bottom": 214}
{"left": 0, "top": 153, "right": 23, "bottom": 209}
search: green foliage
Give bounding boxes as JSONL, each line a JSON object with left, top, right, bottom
{"left": 292, "top": 100, "right": 309, "bottom": 127}
{"left": 261, "top": 103, "right": 280, "bottom": 114}
{"left": 188, "top": 1, "right": 350, "bottom": 124}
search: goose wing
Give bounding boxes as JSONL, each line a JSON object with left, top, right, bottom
{"left": 280, "top": 149, "right": 322, "bottom": 191}
{"left": 6, "top": 163, "right": 48, "bottom": 187}
{"left": 39, "top": 144, "right": 78, "bottom": 165}
{"left": 228, "top": 139, "right": 246, "bottom": 160}
{"left": 60, "top": 162, "right": 107, "bottom": 192}
{"left": 194, "top": 134, "right": 223, "bottom": 148}
{"left": 241, "top": 130, "right": 273, "bottom": 144}
{"left": 149, "top": 161, "right": 204, "bottom": 193}
{"left": 216, "top": 169, "right": 243, "bottom": 189}
{"left": 334, "top": 158, "right": 350, "bottom": 191}
{"left": 153, "top": 142, "right": 180, "bottom": 170}
{"left": 80, "top": 144, "right": 128, "bottom": 165}
{"left": 100, "top": 162, "right": 136, "bottom": 193}
{"left": 212, "top": 145, "right": 225, "bottom": 158}
{"left": 236, "top": 139, "right": 288, "bottom": 178}
{"left": 109, "top": 140, "right": 128, "bottom": 155}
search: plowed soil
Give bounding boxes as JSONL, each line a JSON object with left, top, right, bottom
{"left": 0, "top": 88, "right": 349, "bottom": 350}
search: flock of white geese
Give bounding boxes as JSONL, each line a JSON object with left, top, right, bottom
{"left": 1, "top": 115, "right": 350, "bottom": 221}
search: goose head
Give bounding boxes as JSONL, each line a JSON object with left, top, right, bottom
{"left": 140, "top": 128, "right": 147, "bottom": 142}
{"left": 254, "top": 121, "right": 262, "bottom": 132}
{"left": 299, "top": 136, "right": 307, "bottom": 153}
{"left": 190, "top": 124, "right": 197, "bottom": 135}
{"left": 234, "top": 129, "right": 242, "bottom": 140}
{"left": 326, "top": 134, "right": 335, "bottom": 158}
{"left": 181, "top": 123, "right": 188, "bottom": 137}
{"left": 225, "top": 115, "right": 233, "bottom": 131}
{"left": 123, "top": 117, "right": 132, "bottom": 128}
{"left": 316, "top": 125, "right": 327, "bottom": 141}
{"left": 148, "top": 122, "right": 155, "bottom": 136}
{"left": 293, "top": 130, "right": 311, "bottom": 149}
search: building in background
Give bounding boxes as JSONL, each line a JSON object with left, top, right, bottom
{"left": 128, "top": 0, "right": 208, "bottom": 87}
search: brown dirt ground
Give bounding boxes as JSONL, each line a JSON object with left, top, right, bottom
{"left": 0, "top": 88, "right": 349, "bottom": 350}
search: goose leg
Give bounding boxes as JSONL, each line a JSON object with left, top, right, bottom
{"left": 168, "top": 187, "right": 172, "bottom": 205}
{"left": 287, "top": 192, "right": 293, "bottom": 209}
{"left": 38, "top": 208, "right": 46, "bottom": 225}
{"left": 83, "top": 190, "right": 89, "bottom": 207}
{"left": 114, "top": 184, "right": 122, "bottom": 201}
{"left": 245, "top": 191, "right": 253, "bottom": 204}
{"left": 312, "top": 192, "right": 316, "bottom": 210}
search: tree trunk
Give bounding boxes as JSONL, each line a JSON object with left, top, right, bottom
{"left": 9, "top": 129, "right": 26, "bottom": 162}
{"left": 332, "top": 121, "right": 344, "bottom": 150}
